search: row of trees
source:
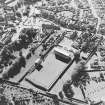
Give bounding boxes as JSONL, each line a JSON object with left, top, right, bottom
{"left": 4, "top": 28, "right": 38, "bottom": 53}
{"left": 0, "top": 28, "right": 38, "bottom": 77}
{"left": 0, "top": 46, "right": 16, "bottom": 70}
{"left": 42, "top": 31, "right": 65, "bottom": 52}
{"left": 2, "top": 54, "right": 26, "bottom": 80}
{"left": 41, "top": 4, "right": 76, "bottom": 13}
{"left": 41, "top": 9, "right": 96, "bottom": 33}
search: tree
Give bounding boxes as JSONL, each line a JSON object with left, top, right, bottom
{"left": 62, "top": 80, "right": 74, "bottom": 98}
{"left": 0, "top": 95, "right": 8, "bottom": 105}
{"left": 3, "top": 55, "right": 26, "bottom": 79}
{"left": 71, "top": 62, "right": 90, "bottom": 87}
{"left": 70, "top": 31, "right": 78, "bottom": 40}
{"left": 88, "top": 25, "right": 97, "bottom": 34}
{"left": 74, "top": 51, "right": 80, "bottom": 63}
{"left": 16, "top": 12, "right": 22, "bottom": 18}
{"left": 2, "top": 72, "right": 9, "bottom": 80}
{"left": 59, "top": 91, "right": 64, "bottom": 99}
{"left": 19, "top": 33, "right": 28, "bottom": 42}
{"left": 0, "top": 46, "right": 15, "bottom": 66}
{"left": 81, "top": 42, "right": 89, "bottom": 53}
{"left": 70, "top": 62, "right": 90, "bottom": 100}
{"left": 18, "top": 56, "right": 26, "bottom": 68}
